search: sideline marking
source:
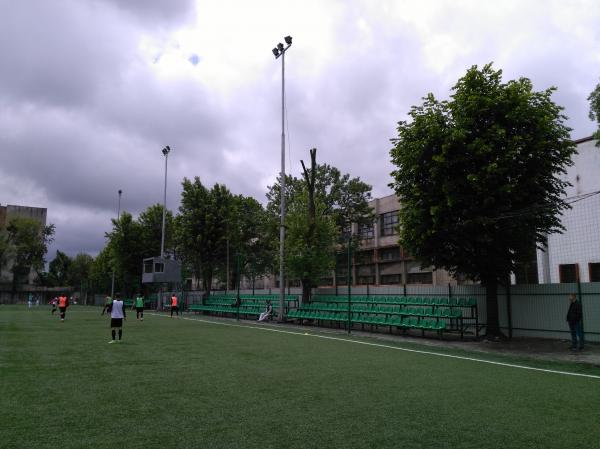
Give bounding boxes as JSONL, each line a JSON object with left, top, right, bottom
{"left": 148, "top": 313, "right": 600, "bottom": 380}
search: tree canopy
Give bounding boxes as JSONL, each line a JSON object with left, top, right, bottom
{"left": 267, "top": 150, "right": 373, "bottom": 303}
{"left": 5, "top": 217, "right": 54, "bottom": 288}
{"left": 390, "top": 63, "right": 576, "bottom": 337}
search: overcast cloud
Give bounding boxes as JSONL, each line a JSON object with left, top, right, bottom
{"left": 0, "top": 0, "right": 599, "bottom": 260}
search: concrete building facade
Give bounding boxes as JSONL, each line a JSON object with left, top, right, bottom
{"left": 536, "top": 136, "right": 600, "bottom": 283}
{"left": 330, "top": 193, "right": 455, "bottom": 287}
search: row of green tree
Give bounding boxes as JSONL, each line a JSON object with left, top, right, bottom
{"left": 71, "top": 153, "right": 373, "bottom": 302}
{"left": 8, "top": 63, "right": 600, "bottom": 338}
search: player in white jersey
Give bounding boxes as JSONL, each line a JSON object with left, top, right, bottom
{"left": 108, "top": 293, "right": 126, "bottom": 343}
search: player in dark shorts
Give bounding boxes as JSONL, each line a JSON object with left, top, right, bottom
{"left": 170, "top": 294, "right": 179, "bottom": 318}
{"left": 58, "top": 295, "right": 69, "bottom": 322}
{"left": 134, "top": 293, "right": 144, "bottom": 320}
{"left": 108, "top": 294, "right": 126, "bottom": 343}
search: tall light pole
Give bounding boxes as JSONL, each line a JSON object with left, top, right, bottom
{"left": 110, "top": 189, "right": 122, "bottom": 299}
{"left": 161, "top": 146, "right": 171, "bottom": 258}
{"left": 272, "top": 35, "right": 292, "bottom": 322}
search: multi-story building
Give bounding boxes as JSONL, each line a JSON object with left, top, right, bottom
{"left": 0, "top": 204, "right": 48, "bottom": 284}
{"left": 535, "top": 136, "right": 600, "bottom": 283}
{"left": 319, "top": 193, "right": 455, "bottom": 287}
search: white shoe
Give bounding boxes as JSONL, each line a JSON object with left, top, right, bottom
{"left": 108, "top": 340, "right": 116, "bottom": 344}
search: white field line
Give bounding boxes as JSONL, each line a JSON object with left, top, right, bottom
{"left": 148, "top": 313, "right": 600, "bottom": 380}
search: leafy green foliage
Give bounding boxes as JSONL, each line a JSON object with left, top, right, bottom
{"left": 588, "top": 81, "right": 600, "bottom": 145}
{"left": 267, "top": 164, "right": 374, "bottom": 235}
{"left": 266, "top": 159, "right": 373, "bottom": 296}
{"left": 137, "top": 203, "right": 175, "bottom": 257}
{"left": 89, "top": 246, "right": 112, "bottom": 293}
{"left": 48, "top": 250, "right": 72, "bottom": 286}
{"left": 390, "top": 63, "right": 576, "bottom": 335}
{"left": 0, "top": 228, "right": 12, "bottom": 277}
{"left": 176, "top": 178, "right": 232, "bottom": 292}
{"left": 68, "top": 253, "right": 94, "bottom": 289}
{"left": 285, "top": 192, "right": 336, "bottom": 291}
{"left": 5, "top": 217, "right": 54, "bottom": 286}
{"left": 105, "top": 212, "right": 145, "bottom": 296}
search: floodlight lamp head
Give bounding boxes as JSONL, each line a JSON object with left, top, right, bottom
{"left": 162, "top": 146, "right": 170, "bottom": 156}
{"left": 284, "top": 36, "right": 292, "bottom": 45}
{"left": 277, "top": 42, "right": 284, "bottom": 51}
{"left": 272, "top": 48, "right": 279, "bottom": 57}
{"left": 118, "top": 189, "right": 122, "bottom": 195}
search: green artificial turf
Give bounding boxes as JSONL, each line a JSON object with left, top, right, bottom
{"left": 1, "top": 305, "right": 599, "bottom": 449}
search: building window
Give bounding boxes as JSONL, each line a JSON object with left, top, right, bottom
{"left": 380, "top": 274, "right": 402, "bottom": 284}
{"left": 154, "top": 262, "right": 164, "bottom": 273}
{"left": 589, "top": 263, "right": 600, "bottom": 282}
{"left": 357, "top": 275, "right": 375, "bottom": 285}
{"left": 144, "top": 260, "right": 154, "bottom": 274}
{"left": 380, "top": 211, "right": 399, "bottom": 236}
{"left": 379, "top": 246, "right": 400, "bottom": 261}
{"left": 355, "top": 251, "right": 373, "bottom": 264}
{"left": 559, "top": 264, "right": 579, "bottom": 283}
{"left": 407, "top": 272, "right": 433, "bottom": 284}
{"left": 359, "top": 222, "right": 374, "bottom": 240}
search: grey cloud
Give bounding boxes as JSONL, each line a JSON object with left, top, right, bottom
{"left": 99, "top": 0, "right": 196, "bottom": 25}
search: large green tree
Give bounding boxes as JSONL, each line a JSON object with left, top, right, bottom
{"left": 588, "top": 81, "right": 600, "bottom": 145}
{"left": 48, "top": 250, "right": 72, "bottom": 286}
{"left": 137, "top": 204, "right": 175, "bottom": 257}
{"left": 224, "top": 194, "right": 275, "bottom": 292}
{"left": 68, "top": 253, "right": 94, "bottom": 294}
{"left": 266, "top": 155, "right": 373, "bottom": 303}
{"left": 90, "top": 246, "right": 112, "bottom": 294}
{"left": 5, "top": 217, "right": 55, "bottom": 292}
{"left": 267, "top": 162, "right": 374, "bottom": 234}
{"left": 176, "top": 178, "right": 232, "bottom": 294}
{"left": 0, "top": 229, "right": 12, "bottom": 280}
{"left": 390, "top": 63, "right": 576, "bottom": 338}
{"left": 106, "top": 212, "right": 145, "bottom": 297}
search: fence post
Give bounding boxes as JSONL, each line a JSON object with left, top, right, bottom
{"left": 577, "top": 276, "right": 585, "bottom": 340}
{"left": 506, "top": 280, "right": 513, "bottom": 340}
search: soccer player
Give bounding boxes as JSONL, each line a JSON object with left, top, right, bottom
{"left": 108, "top": 294, "right": 126, "bottom": 344}
{"left": 101, "top": 295, "right": 113, "bottom": 316}
{"left": 170, "top": 294, "right": 179, "bottom": 318}
{"left": 134, "top": 293, "right": 144, "bottom": 320}
{"left": 50, "top": 297, "right": 58, "bottom": 315}
{"left": 57, "top": 294, "right": 69, "bottom": 321}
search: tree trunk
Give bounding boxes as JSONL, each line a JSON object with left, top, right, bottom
{"left": 483, "top": 279, "right": 505, "bottom": 339}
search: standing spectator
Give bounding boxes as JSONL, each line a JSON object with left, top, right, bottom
{"left": 566, "top": 293, "right": 584, "bottom": 351}
{"left": 170, "top": 294, "right": 179, "bottom": 318}
{"left": 58, "top": 294, "right": 69, "bottom": 322}
{"left": 108, "top": 294, "right": 126, "bottom": 343}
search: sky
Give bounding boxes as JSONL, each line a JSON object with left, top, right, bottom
{"left": 0, "top": 0, "right": 599, "bottom": 260}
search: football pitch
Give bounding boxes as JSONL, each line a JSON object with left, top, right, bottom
{"left": 1, "top": 306, "right": 599, "bottom": 449}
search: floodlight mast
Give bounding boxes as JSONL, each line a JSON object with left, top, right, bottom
{"left": 110, "top": 189, "right": 122, "bottom": 299}
{"left": 272, "top": 35, "right": 292, "bottom": 322}
{"left": 160, "top": 146, "right": 171, "bottom": 258}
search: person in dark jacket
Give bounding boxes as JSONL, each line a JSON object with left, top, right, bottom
{"left": 566, "top": 294, "right": 584, "bottom": 351}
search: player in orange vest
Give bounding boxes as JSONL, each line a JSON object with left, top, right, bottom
{"left": 170, "top": 294, "right": 179, "bottom": 318}
{"left": 58, "top": 294, "right": 69, "bottom": 322}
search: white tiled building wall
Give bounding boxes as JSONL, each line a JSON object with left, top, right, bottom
{"left": 537, "top": 137, "right": 600, "bottom": 283}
